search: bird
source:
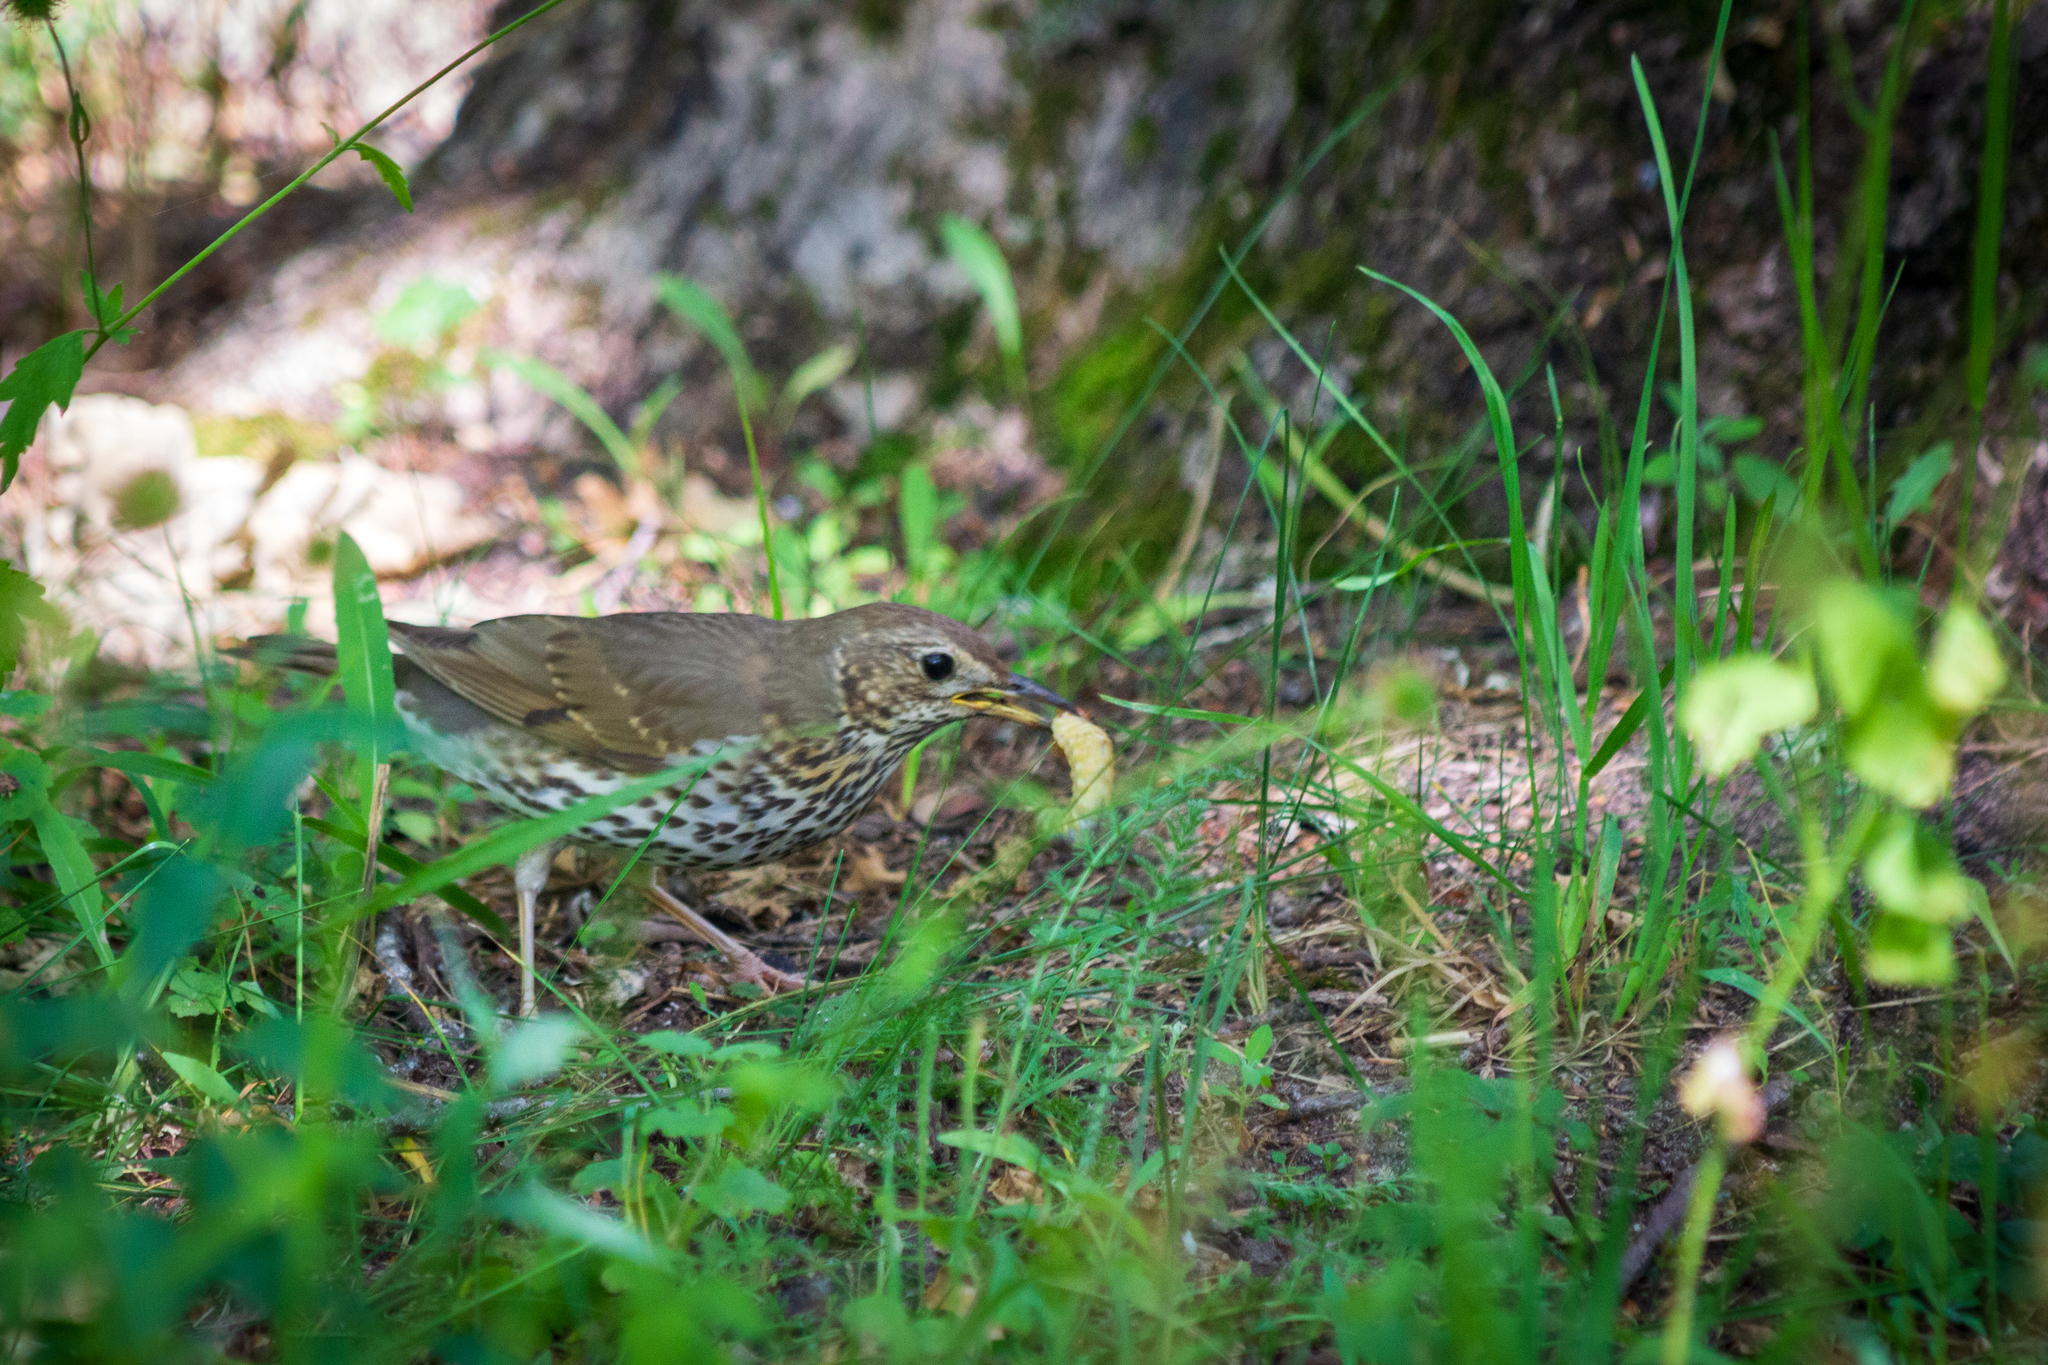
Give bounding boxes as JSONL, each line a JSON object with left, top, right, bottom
{"left": 235, "top": 602, "right": 1075, "bottom": 1015}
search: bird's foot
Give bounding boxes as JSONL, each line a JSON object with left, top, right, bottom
{"left": 723, "top": 947, "right": 810, "bottom": 995}
{"left": 644, "top": 881, "right": 808, "bottom": 995}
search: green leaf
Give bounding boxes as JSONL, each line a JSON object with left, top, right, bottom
{"left": 641, "top": 1029, "right": 713, "bottom": 1057}
{"left": 775, "top": 343, "right": 855, "bottom": 426}
{"left": 331, "top": 533, "right": 400, "bottom": 801}
{"left": 1925, "top": 605, "right": 2006, "bottom": 716}
{"left": 1812, "top": 579, "right": 1916, "bottom": 718}
{"left": 1731, "top": 454, "right": 1801, "bottom": 510}
{"left": 1862, "top": 812, "right": 1975, "bottom": 923}
{"left": 1583, "top": 660, "right": 1678, "bottom": 782}
{"left": 628, "top": 374, "right": 685, "bottom": 451}
{"left": 939, "top": 1129, "right": 1044, "bottom": 1170}
{"left": 1885, "top": 443, "right": 1953, "bottom": 527}
{"left": 0, "top": 690, "right": 50, "bottom": 717}
{"left": 0, "top": 746, "right": 112, "bottom": 967}
{"left": 1245, "top": 1022, "right": 1275, "bottom": 1064}
{"left": 495, "top": 1182, "right": 659, "bottom": 1263}
{"left": 1844, "top": 701, "right": 1954, "bottom": 809}
{"left": 1700, "top": 967, "right": 1832, "bottom": 1054}
{"left": 898, "top": 463, "right": 938, "bottom": 577}
{"left": 376, "top": 277, "right": 477, "bottom": 349}
{"left": 487, "top": 350, "right": 640, "bottom": 480}
{"left": 644, "top": 1103, "right": 735, "bottom": 1139}
{"left": 0, "top": 560, "right": 55, "bottom": 677}
{"left": 166, "top": 961, "right": 230, "bottom": 1017}
{"left": 690, "top": 1163, "right": 790, "bottom": 1218}
{"left": 355, "top": 761, "right": 695, "bottom": 922}
{"left": 939, "top": 214, "right": 1022, "bottom": 361}
{"left": 0, "top": 331, "right": 85, "bottom": 488}
{"left": 1099, "top": 695, "right": 1258, "bottom": 726}
{"left": 160, "top": 1050, "right": 243, "bottom": 1107}
{"left": 353, "top": 143, "right": 413, "bottom": 211}
{"left": 1865, "top": 912, "right": 1955, "bottom": 986}
{"left": 82, "top": 748, "right": 215, "bottom": 788}
{"left": 301, "top": 814, "right": 509, "bottom": 937}
{"left": 1680, "top": 655, "right": 1818, "bottom": 775}
{"left": 654, "top": 274, "right": 765, "bottom": 411}
{"left": 571, "top": 1157, "right": 628, "bottom": 1197}
{"left": 78, "top": 271, "right": 123, "bottom": 329}
{"left": 490, "top": 1016, "right": 584, "bottom": 1091}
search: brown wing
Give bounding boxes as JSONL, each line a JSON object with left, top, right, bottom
{"left": 390, "top": 614, "right": 837, "bottom": 771}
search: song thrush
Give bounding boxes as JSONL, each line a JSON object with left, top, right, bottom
{"left": 239, "top": 602, "right": 1075, "bottom": 1013}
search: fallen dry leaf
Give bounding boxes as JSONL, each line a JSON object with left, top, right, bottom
{"left": 843, "top": 844, "right": 907, "bottom": 894}
{"left": 986, "top": 1163, "right": 1043, "bottom": 1206}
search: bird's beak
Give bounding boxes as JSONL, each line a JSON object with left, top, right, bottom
{"left": 952, "top": 673, "right": 1079, "bottom": 727}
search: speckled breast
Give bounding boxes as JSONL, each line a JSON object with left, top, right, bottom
{"left": 402, "top": 705, "right": 921, "bottom": 869}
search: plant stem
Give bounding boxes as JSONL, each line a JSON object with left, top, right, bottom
{"left": 1661, "top": 1140, "right": 1727, "bottom": 1365}
{"left": 80, "top": 0, "right": 580, "bottom": 365}
{"left": 45, "top": 21, "right": 98, "bottom": 314}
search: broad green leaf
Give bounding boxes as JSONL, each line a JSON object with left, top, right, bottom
{"left": 353, "top": 143, "right": 414, "bottom": 211}
{"left": 1680, "top": 655, "right": 1818, "bottom": 775}
{"left": 654, "top": 274, "right": 765, "bottom": 411}
{"left": 0, "top": 746, "right": 112, "bottom": 967}
{"left": 376, "top": 277, "right": 477, "bottom": 348}
{"left": 1844, "top": 701, "right": 1954, "bottom": 809}
{"left": 160, "top": 1050, "right": 243, "bottom": 1107}
{"left": 236, "top": 1015, "right": 395, "bottom": 1110}
{"left": 1731, "top": 454, "right": 1801, "bottom": 509}
{"left": 495, "top": 1182, "right": 658, "bottom": 1262}
{"left": 0, "top": 331, "right": 85, "bottom": 487}
{"left": 0, "top": 690, "right": 49, "bottom": 717}
{"left": 726, "top": 1059, "right": 838, "bottom": 1118}
{"left": 1812, "top": 580, "right": 1916, "bottom": 718}
{"left": 487, "top": 350, "right": 639, "bottom": 479}
{"left": 1866, "top": 912, "right": 1954, "bottom": 986}
{"left": 644, "top": 1104, "right": 735, "bottom": 1139}
{"left": 1885, "top": 442, "right": 1953, "bottom": 526}
{"left": 0, "top": 561, "right": 55, "bottom": 677}
{"left": 166, "top": 962, "right": 230, "bottom": 1017}
{"left": 690, "top": 1163, "right": 790, "bottom": 1218}
{"left": 300, "top": 815, "right": 509, "bottom": 936}
{"left": 1245, "top": 1022, "right": 1275, "bottom": 1064}
{"left": 491, "top": 1016, "right": 585, "bottom": 1091}
{"left": 1925, "top": 605, "right": 2006, "bottom": 715}
{"left": 939, "top": 1128, "right": 1044, "bottom": 1170}
{"left": 641, "top": 1029, "right": 714, "bottom": 1057}
{"left": 1862, "top": 813, "right": 1974, "bottom": 923}
{"left": 939, "top": 214, "right": 1022, "bottom": 361}
{"left": 571, "top": 1157, "right": 628, "bottom": 1197}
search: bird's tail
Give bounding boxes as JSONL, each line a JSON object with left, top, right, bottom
{"left": 225, "top": 635, "right": 339, "bottom": 676}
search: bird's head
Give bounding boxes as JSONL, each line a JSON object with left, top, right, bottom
{"left": 831, "top": 603, "right": 1074, "bottom": 739}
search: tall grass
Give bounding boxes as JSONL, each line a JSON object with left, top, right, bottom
{"left": 1, "top": 3, "right": 2041, "bottom": 1362}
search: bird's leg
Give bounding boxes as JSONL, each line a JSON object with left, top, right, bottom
{"left": 640, "top": 878, "right": 808, "bottom": 994}
{"left": 513, "top": 839, "right": 562, "bottom": 1017}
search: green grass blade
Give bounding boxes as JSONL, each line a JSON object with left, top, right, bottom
{"left": 486, "top": 350, "right": 641, "bottom": 482}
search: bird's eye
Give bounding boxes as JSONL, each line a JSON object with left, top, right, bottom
{"left": 921, "top": 651, "right": 955, "bottom": 681}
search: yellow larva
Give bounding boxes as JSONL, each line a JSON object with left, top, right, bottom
{"left": 1051, "top": 711, "right": 1115, "bottom": 817}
